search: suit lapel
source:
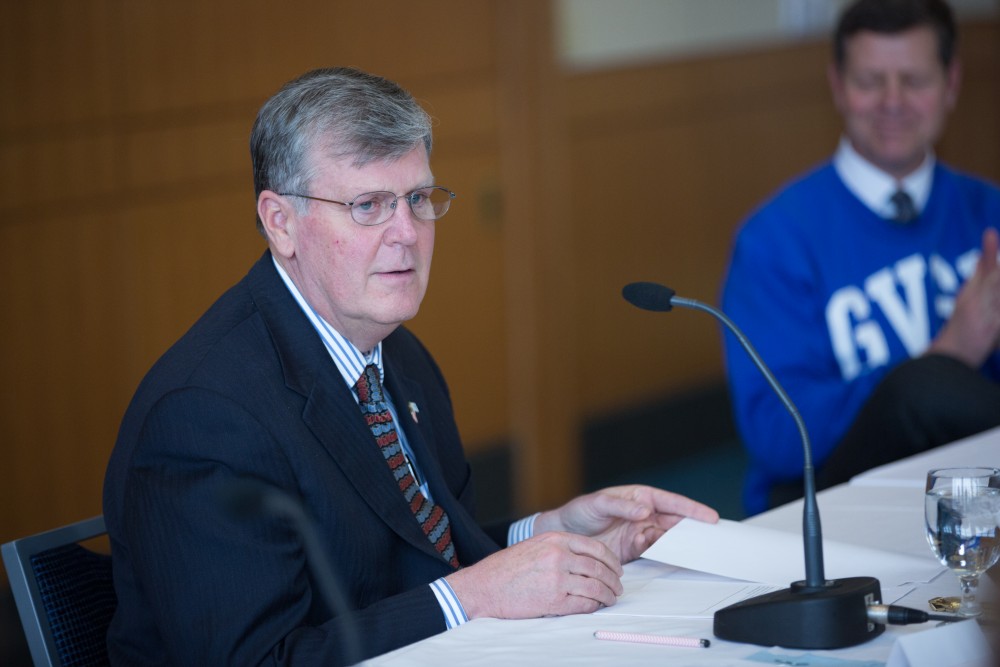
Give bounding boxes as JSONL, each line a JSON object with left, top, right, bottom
{"left": 245, "top": 253, "right": 448, "bottom": 563}
{"left": 302, "top": 381, "right": 441, "bottom": 561}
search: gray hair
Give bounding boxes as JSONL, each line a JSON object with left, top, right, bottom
{"left": 250, "top": 67, "right": 434, "bottom": 235}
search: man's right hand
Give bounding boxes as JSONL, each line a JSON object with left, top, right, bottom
{"left": 444, "top": 531, "right": 624, "bottom": 620}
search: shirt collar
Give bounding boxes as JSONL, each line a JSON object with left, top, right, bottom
{"left": 271, "top": 256, "right": 383, "bottom": 391}
{"left": 832, "top": 136, "right": 935, "bottom": 219}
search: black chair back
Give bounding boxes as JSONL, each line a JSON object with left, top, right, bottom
{"left": 2, "top": 516, "right": 114, "bottom": 667}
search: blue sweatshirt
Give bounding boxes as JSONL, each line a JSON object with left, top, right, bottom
{"left": 722, "top": 162, "right": 1000, "bottom": 515}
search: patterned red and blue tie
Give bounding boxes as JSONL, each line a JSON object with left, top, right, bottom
{"left": 355, "top": 364, "right": 459, "bottom": 568}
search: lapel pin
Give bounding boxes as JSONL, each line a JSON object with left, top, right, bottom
{"left": 408, "top": 401, "right": 420, "bottom": 424}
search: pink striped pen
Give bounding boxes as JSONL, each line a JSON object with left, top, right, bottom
{"left": 593, "top": 630, "right": 711, "bottom": 648}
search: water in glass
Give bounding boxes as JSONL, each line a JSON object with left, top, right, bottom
{"left": 925, "top": 467, "right": 1000, "bottom": 617}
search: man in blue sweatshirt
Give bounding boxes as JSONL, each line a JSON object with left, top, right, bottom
{"left": 722, "top": 0, "right": 1000, "bottom": 515}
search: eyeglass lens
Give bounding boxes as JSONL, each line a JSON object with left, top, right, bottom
{"left": 352, "top": 187, "right": 452, "bottom": 225}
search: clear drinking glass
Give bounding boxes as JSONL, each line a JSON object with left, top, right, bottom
{"left": 925, "top": 467, "right": 1000, "bottom": 617}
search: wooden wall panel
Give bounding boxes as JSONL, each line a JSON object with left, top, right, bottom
{"left": 117, "top": 1, "right": 497, "bottom": 116}
{"left": 0, "top": 133, "right": 119, "bottom": 211}
{"left": 124, "top": 119, "right": 250, "bottom": 191}
{"left": 936, "top": 22, "right": 1000, "bottom": 181}
{"left": 404, "top": 78, "right": 507, "bottom": 447}
{"left": 0, "top": 0, "right": 116, "bottom": 130}
{"left": 0, "top": 0, "right": 504, "bottom": 546}
{"left": 495, "top": 1, "right": 582, "bottom": 510}
{"left": 0, "top": 211, "right": 132, "bottom": 535}
{"left": 117, "top": 194, "right": 266, "bottom": 359}
{"left": 570, "top": 80, "right": 841, "bottom": 413}
{"left": 411, "top": 151, "right": 508, "bottom": 445}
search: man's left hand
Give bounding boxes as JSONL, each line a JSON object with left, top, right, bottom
{"left": 533, "top": 485, "right": 719, "bottom": 564}
{"left": 928, "top": 227, "right": 1000, "bottom": 367}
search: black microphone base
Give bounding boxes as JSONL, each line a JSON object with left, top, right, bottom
{"left": 713, "top": 576, "right": 884, "bottom": 649}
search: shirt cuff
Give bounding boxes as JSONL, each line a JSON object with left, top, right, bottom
{"left": 429, "top": 578, "right": 468, "bottom": 629}
{"left": 507, "top": 512, "right": 541, "bottom": 546}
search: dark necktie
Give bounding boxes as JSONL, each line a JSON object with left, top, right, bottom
{"left": 890, "top": 189, "right": 918, "bottom": 223}
{"left": 355, "top": 364, "right": 459, "bottom": 568}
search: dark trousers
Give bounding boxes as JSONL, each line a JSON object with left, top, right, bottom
{"left": 769, "top": 354, "right": 1000, "bottom": 509}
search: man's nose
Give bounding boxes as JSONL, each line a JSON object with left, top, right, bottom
{"left": 383, "top": 199, "right": 420, "bottom": 244}
{"left": 881, "top": 79, "right": 904, "bottom": 111}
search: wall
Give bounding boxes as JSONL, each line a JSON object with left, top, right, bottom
{"left": 1, "top": 2, "right": 998, "bottom": 550}
{"left": 556, "top": 0, "right": 997, "bottom": 69}
{"left": 0, "top": 0, "right": 507, "bottom": 544}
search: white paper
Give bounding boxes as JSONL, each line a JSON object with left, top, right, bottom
{"left": 747, "top": 485, "right": 932, "bottom": 558}
{"left": 597, "top": 579, "right": 782, "bottom": 618}
{"left": 642, "top": 519, "right": 943, "bottom": 587}
{"left": 886, "top": 619, "right": 994, "bottom": 667}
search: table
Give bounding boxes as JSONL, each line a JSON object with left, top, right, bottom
{"left": 367, "top": 426, "right": 1000, "bottom": 666}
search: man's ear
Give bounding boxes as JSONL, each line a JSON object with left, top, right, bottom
{"left": 258, "top": 190, "right": 296, "bottom": 259}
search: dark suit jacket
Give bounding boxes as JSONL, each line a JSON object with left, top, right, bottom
{"left": 103, "top": 251, "right": 503, "bottom": 665}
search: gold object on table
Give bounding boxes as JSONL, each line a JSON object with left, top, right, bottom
{"left": 929, "top": 596, "right": 999, "bottom": 626}
{"left": 928, "top": 596, "right": 960, "bottom": 613}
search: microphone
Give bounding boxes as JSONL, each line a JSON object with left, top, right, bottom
{"left": 622, "top": 281, "right": 884, "bottom": 649}
{"left": 219, "top": 478, "right": 364, "bottom": 665}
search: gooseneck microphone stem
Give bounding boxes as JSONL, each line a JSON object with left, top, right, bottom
{"left": 623, "top": 281, "right": 883, "bottom": 649}
{"left": 262, "top": 491, "right": 351, "bottom": 626}
{"left": 220, "top": 478, "right": 364, "bottom": 666}
{"left": 670, "top": 295, "right": 824, "bottom": 588}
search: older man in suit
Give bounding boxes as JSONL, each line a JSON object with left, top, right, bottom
{"left": 103, "top": 67, "right": 717, "bottom": 666}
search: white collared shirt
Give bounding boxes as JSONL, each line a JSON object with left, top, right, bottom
{"left": 832, "top": 136, "right": 934, "bottom": 219}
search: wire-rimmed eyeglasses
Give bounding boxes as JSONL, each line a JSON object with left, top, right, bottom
{"left": 279, "top": 186, "right": 455, "bottom": 226}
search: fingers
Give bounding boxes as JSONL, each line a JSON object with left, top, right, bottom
{"left": 447, "top": 532, "right": 624, "bottom": 621}
{"left": 564, "top": 537, "right": 624, "bottom": 586}
{"left": 588, "top": 492, "right": 651, "bottom": 522}
{"left": 644, "top": 487, "right": 720, "bottom": 524}
{"left": 564, "top": 558, "right": 622, "bottom": 605}
{"left": 555, "top": 595, "right": 609, "bottom": 616}
{"left": 934, "top": 227, "right": 1000, "bottom": 366}
{"left": 588, "top": 485, "right": 719, "bottom": 524}
{"left": 540, "top": 491, "right": 649, "bottom": 537}
{"left": 562, "top": 532, "right": 624, "bottom": 578}
{"left": 544, "top": 486, "right": 720, "bottom": 545}
{"left": 979, "top": 228, "right": 999, "bottom": 276}
{"left": 552, "top": 535, "right": 623, "bottom": 609}
{"left": 651, "top": 513, "right": 685, "bottom": 532}
{"left": 631, "top": 524, "right": 666, "bottom": 553}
